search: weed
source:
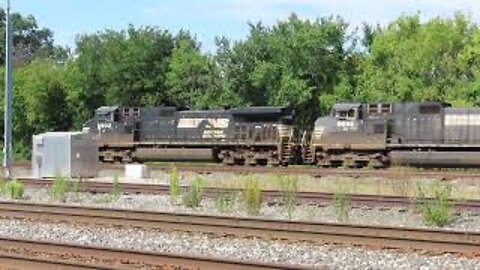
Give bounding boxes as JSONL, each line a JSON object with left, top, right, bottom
{"left": 169, "top": 166, "right": 180, "bottom": 203}
{"left": 413, "top": 181, "right": 455, "bottom": 227}
{"left": 112, "top": 175, "right": 122, "bottom": 201}
{"left": 50, "top": 176, "right": 69, "bottom": 201}
{"left": 333, "top": 188, "right": 350, "bottom": 223}
{"left": 243, "top": 176, "right": 262, "bottom": 215}
{"left": 3, "top": 179, "right": 24, "bottom": 199}
{"left": 214, "top": 189, "right": 235, "bottom": 213}
{"left": 182, "top": 176, "right": 203, "bottom": 208}
{"left": 279, "top": 175, "right": 298, "bottom": 220}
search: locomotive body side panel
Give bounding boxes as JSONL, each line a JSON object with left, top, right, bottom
{"left": 444, "top": 108, "right": 480, "bottom": 144}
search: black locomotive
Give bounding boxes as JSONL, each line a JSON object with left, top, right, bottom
{"left": 83, "top": 106, "right": 296, "bottom": 166}
{"left": 84, "top": 102, "right": 480, "bottom": 168}
{"left": 307, "top": 102, "right": 480, "bottom": 167}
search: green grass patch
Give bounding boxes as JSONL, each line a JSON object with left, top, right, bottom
{"left": 2, "top": 179, "right": 24, "bottom": 200}
{"left": 49, "top": 176, "right": 70, "bottom": 201}
{"left": 243, "top": 176, "right": 262, "bottom": 215}
{"left": 279, "top": 175, "right": 298, "bottom": 220}
{"left": 413, "top": 181, "right": 455, "bottom": 227}
{"left": 182, "top": 176, "right": 203, "bottom": 208}
{"left": 333, "top": 187, "right": 350, "bottom": 223}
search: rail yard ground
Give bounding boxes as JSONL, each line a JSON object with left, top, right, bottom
{"left": 7, "top": 163, "right": 480, "bottom": 200}
{"left": 3, "top": 164, "right": 480, "bottom": 269}
{"left": 0, "top": 185, "right": 478, "bottom": 269}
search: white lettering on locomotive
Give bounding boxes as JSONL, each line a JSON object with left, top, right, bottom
{"left": 202, "top": 129, "right": 226, "bottom": 139}
{"left": 97, "top": 122, "right": 112, "bottom": 130}
{"left": 178, "top": 118, "right": 230, "bottom": 128}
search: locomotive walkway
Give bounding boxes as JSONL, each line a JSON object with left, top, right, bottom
{"left": 0, "top": 201, "right": 478, "bottom": 258}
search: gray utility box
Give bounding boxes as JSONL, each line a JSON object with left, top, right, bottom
{"left": 32, "top": 132, "right": 98, "bottom": 178}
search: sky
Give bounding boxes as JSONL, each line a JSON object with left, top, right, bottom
{"left": 9, "top": 0, "right": 480, "bottom": 52}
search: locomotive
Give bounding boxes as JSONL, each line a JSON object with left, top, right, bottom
{"left": 84, "top": 101, "right": 480, "bottom": 168}
{"left": 83, "top": 106, "right": 297, "bottom": 166}
{"left": 307, "top": 102, "right": 480, "bottom": 167}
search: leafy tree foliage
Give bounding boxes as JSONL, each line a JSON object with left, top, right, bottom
{"left": 1, "top": 11, "right": 480, "bottom": 160}
{"left": 355, "top": 13, "right": 480, "bottom": 106}
{"left": 166, "top": 40, "right": 216, "bottom": 109}
{"left": 0, "top": 9, "right": 65, "bottom": 65}
{"left": 215, "top": 14, "right": 349, "bottom": 129}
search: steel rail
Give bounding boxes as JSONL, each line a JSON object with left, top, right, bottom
{"left": 16, "top": 178, "right": 480, "bottom": 211}
{"left": 0, "top": 237, "right": 307, "bottom": 270}
{"left": 0, "top": 201, "right": 478, "bottom": 257}
{"left": 0, "top": 252, "right": 119, "bottom": 270}
{"left": 103, "top": 163, "right": 480, "bottom": 180}
{"left": 9, "top": 161, "right": 480, "bottom": 179}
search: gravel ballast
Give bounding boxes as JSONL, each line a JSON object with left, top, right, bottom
{"left": 3, "top": 188, "right": 480, "bottom": 232}
{"left": 0, "top": 218, "right": 479, "bottom": 270}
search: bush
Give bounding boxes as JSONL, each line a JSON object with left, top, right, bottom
{"left": 243, "top": 176, "right": 262, "bottom": 215}
{"left": 3, "top": 179, "right": 24, "bottom": 199}
{"left": 333, "top": 189, "right": 350, "bottom": 223}
{"left": 50, "top": 176, "right": 69, "bottom": 201}
{"left": 182, "top": 176, "right": 203, "bottom": 208}
{"left": 413, "top": 181, "right": 454, "bottom": 227}
{"left": 214, "top": 189, "right": 235, "bottom": 213}
{"left": 279, "top": 175, "right": 298, "bottom": 220}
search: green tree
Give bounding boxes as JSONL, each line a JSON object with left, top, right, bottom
{"left": 0, "top": 9, "right": 63, "bottom": 65}
{"left": 356, "top": 13, "right": 480, "bottom": 105}
{"left": 216, "top": 14, "right": 349, "bottom": 129}
{"left": 165, "top": 40, "right": 216, "bottom": 109}
{"left": 65, "top": 25, "right": 183, "bottom": 127}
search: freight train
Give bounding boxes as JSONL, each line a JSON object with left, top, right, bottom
{"left": 83, "top": 102, "right": 480, "bottom": 168}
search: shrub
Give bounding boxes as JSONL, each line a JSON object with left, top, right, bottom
{"left": 413, "top": 181, "right": 454, "bottom": 227}
{"left": 243, "top": 176, "right": 262, "bottom": 215}
{"left": 3, "top": 179, "right": 24, "bottom": 200}
{"left": 50, "top": 176, "right": 69, "bottom": 201}
{"left": 279, "top": 175, "right": 298, "bottom": 220}
{"left": 333, "top": 189, "right": 350, "bottom": 223}
{"left": 182, "top": 176, "right": 203, "bottom": 208}
{"left": 214, "top": 189, "right": 235, "bottom": 213}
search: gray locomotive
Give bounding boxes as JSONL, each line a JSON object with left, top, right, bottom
{"left": 306, "top": 102, "right": 480, "bottom": 167}
{"left": 83, "top": 106, "right": 296, "bottom": 166}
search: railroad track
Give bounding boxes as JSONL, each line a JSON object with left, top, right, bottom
{"left": 0, "top": 201, "right": 478, "bottom": 257}
{"left": 10, "top": 161, "right": 480, "bottom": 180}
{"left": 0, "top": 237, "right": 305, "bottom": 270}
{"left": 16, "top": 178, "right": 480, "bottom": 211}
{"left": 103, "top": 163, "right": 480, "bottom": 180}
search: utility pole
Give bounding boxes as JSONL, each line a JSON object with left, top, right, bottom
{"left": 3, "top": 0, "right": 13, "bottom": 179}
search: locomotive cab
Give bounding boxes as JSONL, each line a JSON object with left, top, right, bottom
{"left": 307, "top": 103, "right": 390, "bottom": 168}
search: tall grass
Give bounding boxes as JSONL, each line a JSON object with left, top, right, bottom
{"left": 169, "top": 166, "right": 180, "bottom": 204}
{"left": 279, "top": 175, "right": 298, "bottom": 220}
{"left": 112, "top": 175, "right": 122, "bottom": 201}
{"left": 182, "top": 176, "right": 203, "bottom": 208}
{"left": 50, "top": 176, "right": 69, "bottom": 201}
{"left": 413, "top": 181, "right": 455, "bottom": 227}
{"left": 243, "top": 176, "right": 262, "bottom": 215}
{"left": 333, "top": 188, "right": 350, "bottom": 223}
{"left": 214, "top": 189, "right": 235, "bottom": 213}
{"left": 1, "top": 179, "right": 24, "bottom": 200}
